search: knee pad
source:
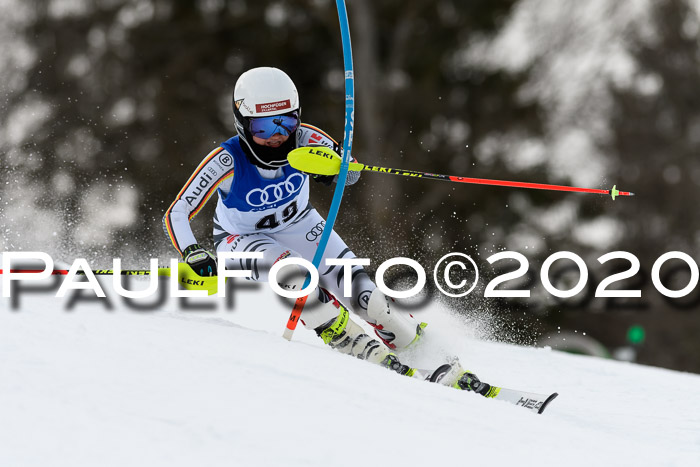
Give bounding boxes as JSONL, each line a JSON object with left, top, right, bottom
{"left": 366, "top": 289, "right": 426, "bottom": 350}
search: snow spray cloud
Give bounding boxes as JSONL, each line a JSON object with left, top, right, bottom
{"left": 1, "top": 251, "right": 699, "bottom": 311}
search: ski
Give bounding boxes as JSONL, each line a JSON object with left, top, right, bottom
{"left": 486, "top": 387, "right": 558, "bottom": 414}
{"left": 414, "top": 362, "right": 558, "bottom": 414}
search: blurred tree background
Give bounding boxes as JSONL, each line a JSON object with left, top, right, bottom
{"left": 2, "top": 0, "right": 700, "bottom": 371}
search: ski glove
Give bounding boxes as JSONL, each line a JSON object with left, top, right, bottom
{"left": 314, "top": 172, "right": 361, "bottom": 186}
{"left": 182, "top": 243, "right": 217, "bottom": 277}
{"left": 313, "top": 174, "right": 336, "bottom": 186}
{"left": 306, "top": 143, "right": 361, "bottom": 186}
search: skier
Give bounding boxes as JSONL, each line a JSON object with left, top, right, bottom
{"left": 163, "top": 67, "right": 486, "bottom": 393}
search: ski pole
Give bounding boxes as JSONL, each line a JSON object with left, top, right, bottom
{"left": 288, "top": 147, "right": 635, "bottom": 200}
{"left": 0, "top": 264, "right": 217, "bottom": 294}
{"left": 0, "top": 269, "right": 170, "bottom": 275}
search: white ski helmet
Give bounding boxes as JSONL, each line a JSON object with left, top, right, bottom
{"left": 232, "top": 67, "right": 301, "bottom": 168}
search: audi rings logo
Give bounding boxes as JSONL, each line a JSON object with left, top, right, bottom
{"left": 246, "top": 173, "right": 304, "bottom": 207}
{"left": 306, "top": 221, "right": 326, "bottom": 242}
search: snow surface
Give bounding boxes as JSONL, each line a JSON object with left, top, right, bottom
{"left": 2, "top": 272, "right": 700, "bottom": 467}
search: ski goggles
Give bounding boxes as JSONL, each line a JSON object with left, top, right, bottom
{"left": 247, "top": 111, "right": 300, "bottom": 139}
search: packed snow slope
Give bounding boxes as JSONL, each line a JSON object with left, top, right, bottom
{"left": 1, "top": 273, "right": 699, "bottom": 467}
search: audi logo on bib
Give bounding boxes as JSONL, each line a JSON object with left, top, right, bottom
{"left": 246, "top": 173, "right": 305, "bottom": 207}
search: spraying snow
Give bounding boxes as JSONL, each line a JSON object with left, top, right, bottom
{"left": 1, "top": 270, "right": 699, "bottom": 467}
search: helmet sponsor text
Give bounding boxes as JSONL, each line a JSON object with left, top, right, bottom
{"left": 256, "top": 99, "right": 291, "bottom": 113}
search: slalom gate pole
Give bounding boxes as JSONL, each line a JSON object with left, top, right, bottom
{"left": 282, "top": 0, "right": 355, "bottom": 340}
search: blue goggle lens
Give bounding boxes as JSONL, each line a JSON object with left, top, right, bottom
{"left": 248, "top": 112, "right": 300, "bottom": 139}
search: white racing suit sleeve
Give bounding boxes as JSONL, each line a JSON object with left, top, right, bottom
{"left": 163, "top": 147, "right": 235, "bottom": 256}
